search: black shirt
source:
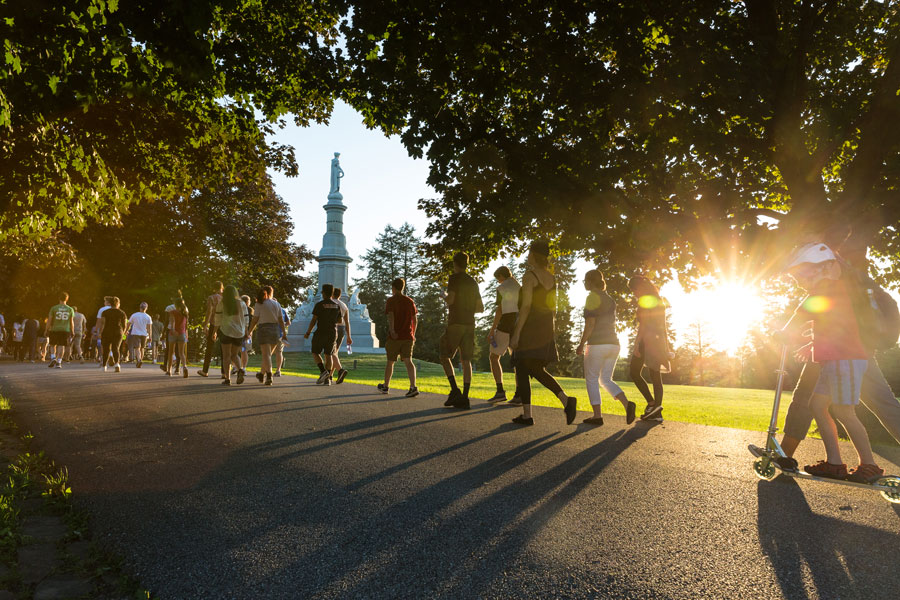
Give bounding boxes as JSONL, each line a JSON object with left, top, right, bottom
{"left": 101, "top": 308, "right": 128, "bottom": 339}
{"left": 448, "top": 272, "right": 482, "bottom": 326}
{"left": 312, "top": 300, "right": 342, "bottom": 336}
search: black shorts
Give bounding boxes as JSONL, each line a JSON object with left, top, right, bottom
{"left": 48, "top": 331, "right": 69, "bottom": 346}
{"left": 311, "top": 331, "right": 337, "bottom": 356}
{"left": 219, "top": 333, "right": 244, "bottom": 346}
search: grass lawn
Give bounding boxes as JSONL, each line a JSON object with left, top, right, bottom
{"left": 244, "top": 352, "right": 791, "bottom": 434}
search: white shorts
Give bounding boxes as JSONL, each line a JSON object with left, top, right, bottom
{"left": 490, "top": 331, "right": 511, "bottom": 356}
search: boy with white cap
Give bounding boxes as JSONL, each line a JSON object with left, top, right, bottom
{"left": 779, "top": 242, "right": 883, "bottom": 482}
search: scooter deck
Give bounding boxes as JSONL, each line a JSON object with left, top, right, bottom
{"left": 749, "top": 445, "right": 899, "bottom": 493}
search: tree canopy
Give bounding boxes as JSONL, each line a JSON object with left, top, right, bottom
{"left": 1, "top": 0, "right": 341, "bottom": 242}
{"left": 343, "top": 0, "right": 900, "bottom": 281}
{"left": 4, "top": 0, "right": 900, "bottom": 288}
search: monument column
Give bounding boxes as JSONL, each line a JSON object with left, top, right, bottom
{"left": 286, "top": 152, "right": 382, "bottom": 353}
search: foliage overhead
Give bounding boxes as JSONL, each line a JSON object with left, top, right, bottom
{"left": 0, "top": 0, "right": 342, "bottom": 241}
{"left": 342, "top": 0, "right": 900, "bottom": 282}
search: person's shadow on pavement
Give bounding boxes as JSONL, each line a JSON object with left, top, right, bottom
{"left": 757, "top": 479, "right": 900, "bottom": 599}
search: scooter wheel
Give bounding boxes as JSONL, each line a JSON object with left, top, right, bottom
{"left": 753, "top": 457, "right": 777, "bottom": 481}
{"left": 876, "top": 476, "right": 900, "bottom": 504}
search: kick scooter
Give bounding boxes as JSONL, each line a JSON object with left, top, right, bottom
{"left": 749, "top": 345, "right": 900, "bottom": 504}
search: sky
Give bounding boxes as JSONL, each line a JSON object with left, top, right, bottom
{"left": 268, "top": 101, "right": 761, "bottom": 354}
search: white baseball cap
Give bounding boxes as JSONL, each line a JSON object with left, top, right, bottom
{"left": 784, "top": 242, "right": 836, "bottom": 270}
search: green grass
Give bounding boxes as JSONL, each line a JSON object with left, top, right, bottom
{"left": 248, "top": 353, "right": 793, "bottom": 433}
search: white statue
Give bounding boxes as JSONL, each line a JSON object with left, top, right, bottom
{"left": 330, "top": 152, "right": 344, "bottom": 194}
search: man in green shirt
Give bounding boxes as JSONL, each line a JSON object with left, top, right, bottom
{"left": 46, "top": 292, "right": 74, "bottom": 369}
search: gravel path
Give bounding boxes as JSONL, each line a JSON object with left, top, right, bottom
{"left": 2, "top": 361, "right": 899, "bottom": 599}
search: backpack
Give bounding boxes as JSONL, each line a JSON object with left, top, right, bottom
{"left": 839, "top": 258, "right": 900, "bottom": 351}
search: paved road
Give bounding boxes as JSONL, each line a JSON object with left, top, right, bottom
{"left": 1, "top": 361, "right": 899, "bottom": 599}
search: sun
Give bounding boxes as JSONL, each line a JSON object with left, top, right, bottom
{"left": 665, "top": 279, "right": 765, "bottom": 354}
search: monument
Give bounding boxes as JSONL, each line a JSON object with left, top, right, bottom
{"left": 285, "top": 153, "right": 383, "bottom": 353}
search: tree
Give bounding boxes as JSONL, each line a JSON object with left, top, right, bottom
{"left": 354, "top": 223, "right": 450, "bottom": 362}
{"left": 1, "top": 0, "right": 342, "bottom": 243}
{"left": 343, "top": 1, "right": 900, "bottom": 282}
{"left": 0, "top": 173, "right": 313, "bottom": 325}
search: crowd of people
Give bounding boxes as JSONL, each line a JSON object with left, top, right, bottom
{"left": 2, "top": 236, "right": 899, "bottom": 486}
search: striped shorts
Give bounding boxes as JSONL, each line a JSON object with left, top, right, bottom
{"left": 813, "top": 359, "right": 868, "bottom": 406}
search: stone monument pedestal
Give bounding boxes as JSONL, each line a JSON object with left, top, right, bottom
{"left": 284, "top": 152, "right": 383, "bottom": 354}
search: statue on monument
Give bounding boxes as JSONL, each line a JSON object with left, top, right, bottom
{"left": 330, "top": 152, "right": 345, "bottom": 194}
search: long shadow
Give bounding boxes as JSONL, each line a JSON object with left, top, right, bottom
{"left": 251, "top": 424, "right": 655, "bottom": 598}
{"left": 757, "top": 479, "right": 900, "bottom": 599}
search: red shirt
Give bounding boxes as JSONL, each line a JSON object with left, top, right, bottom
{"left": 385, "top": 294, "right": 417, "bottom": 340}
{"left": 794, "top": 278, "right": 867, "bottom": 361}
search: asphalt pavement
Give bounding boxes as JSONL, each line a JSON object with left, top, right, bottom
{"left": 1, "top": 360, "right": 899, "bottom": 599}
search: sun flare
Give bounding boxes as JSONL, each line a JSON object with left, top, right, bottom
{"left": 665, "top": 279, "right": 766, "bottom": 354}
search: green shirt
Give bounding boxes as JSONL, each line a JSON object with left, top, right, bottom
{"left": 48, "top": 304, "right": 74, "bottom": 333}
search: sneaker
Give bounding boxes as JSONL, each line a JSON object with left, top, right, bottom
{"left": 583, "top": 416, "right": 604, "bottom": 425}
{"left": 377, "top": 383, "right": 390, "bottom": 394}
{"left": 197, "top": 370, "right": 209, "bottom": 377}
{"left": 564, "top": 397, "right": 577, "bottom": 425}
{"left": 642, "top": 404, "right": 663, "bottom": 420}
{"left": 55, "top": 362, "right": 62, "bottom": 369}
{"left": 265, "top": 373, "right": 273, "bottom": 386}
{"left": 643, "top": 409, "right": 663, "bottom": 423}
{"left": 405, "top": 387, "right": 419, "bottom": 398}
{"left": 512, "top": 415, "right": 534, "bottom": 426}
{"left": 774, "top": 456, "right": 799, "bottom": 472}
{"left": 48, "top": 359, "right": 56, "bottom": 368}
{"left": 488, "top": 390, "right": 507, "bottom": 403}
{"left": 114, "top": 364, "right": 121, "bottom": 373}
{"left": 183, "top": 367, "right": 188, "bottom": 379}
{"left": 846, "top": 463, "right": 884, "bottom": 484}
{"left": 444, "top": 388, "right": 463, "bottom": 407}
{"left": 451, "top": 396, "right": 470, "bottom": 410}
{"left": 506, "top": 394, "right": 523, "bottom": 406}
{"left": 804, "top": 460, "right": 848, "bottom": 480}
{"left": 747, "top": 444, "right": 765, "bottom": 458}
{"left": 336, "top": 369, "right": 349, "bottom": 384}
{"left": 256, "top": 371, "right": 264, "bottom": 383}
{"left": 236, "top": 370, "right": 245, "bottom": 385}
{"left": 103, "top": 365, "right": 108, "bottom": 373}
{"left": 625, "top": 401, "right": 637, "bottom": 425}
{"left": 222, "top": 379, "right": 231, "bottom": 386}
{"left": 274, "top": 371, "right": 281, "bottom": 377}
{"left": 136, "top": 361, "right": 142, "bottom": 368}
{"left": 316, "top": 370, "right": 330, "bottom": 385}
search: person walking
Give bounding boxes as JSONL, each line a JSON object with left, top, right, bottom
{"left": 96, "top": 297, "right": 112, "bottom": 367}
{"left": 440, "top": 252, "right": 484, "bottom": 410}
{"left": 246, "top": 287, "right": 287, "bottom": 386}
{"left": 23, "top": 315, "right": 38, "bottom": 362}
{"left": 151, "top": 314, "right": 164, "bottom": 364}
{"left": 273, "top": 302, "right": 291, "bottom": 377}
{"left": 378, "top": 278, "right": 418, "bottom": 397}
{"left": 97, "top": 297, "right": 127, "bottom": 373}
{"left": 198, "top": 282, "right": 224, "bottom": 378}
{"left": 628, "top": 275, "right": 671, "bottom": 422}
{"left": 508, "top": 240, "right": 577, "bottom": 426}
{"left": 303, "top": 284, "right": 342, "bottom": 385}
{"left": 487, "top": 266, "right": 521, "bottom": 404}
{"left": 70, "top": 306, "right": 87, "bottom": 363}
{"left": 45, "top": 292, "right": 75, "bottom": 369}
{"left": 215, "top": 285, "right": 250, "bottom": 386}
{"left": 127, "top": 302, "right": 153, "bottom": 368}
{"left": 330, "top": 287, "right": 353, "bottom": 384}
{"left": 166, "top": 293, "right": 190, "bottom": 378}
{"left": 12, "top": 316, "right": 25, "bottom": 361}
{"left": 576, "top": 269, "right": 636, "bottom": 426}
{"left": 240, "top": 295, "right": 253, "bottom": 373}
